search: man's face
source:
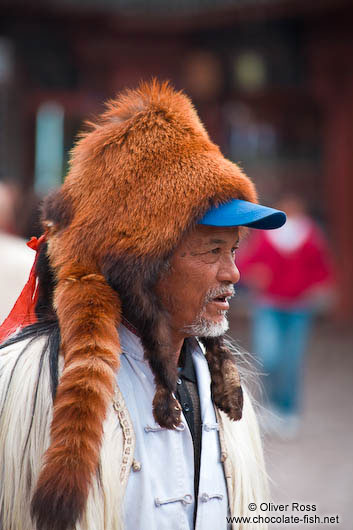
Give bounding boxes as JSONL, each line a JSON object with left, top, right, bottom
{"left": 155, "top": 225, "right": 240, "bottom": 338}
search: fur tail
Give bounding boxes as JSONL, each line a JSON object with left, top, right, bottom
{"left": 31, "top": 269, "right": 121, "bottom": 530}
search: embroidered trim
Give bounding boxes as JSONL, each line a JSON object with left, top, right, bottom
{"left": 112, "top": 386, "right": 136, "bottom": 486}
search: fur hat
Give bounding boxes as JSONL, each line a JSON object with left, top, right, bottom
{"left": 30, "top": 80, "right": 257, "bottom": 530}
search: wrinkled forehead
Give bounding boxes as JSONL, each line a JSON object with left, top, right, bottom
{"left": 175, "top": 225, "right": 240, "bottom": 255}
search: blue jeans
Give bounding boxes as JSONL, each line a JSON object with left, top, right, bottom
{"left": 252, "top": 304, "right": 312, "bottom": 415}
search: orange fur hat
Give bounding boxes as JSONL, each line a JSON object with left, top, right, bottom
{"left": 30, "top": 80, "right": 258, "bottom": 530}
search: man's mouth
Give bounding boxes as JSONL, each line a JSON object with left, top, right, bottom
{"left": 209, "top": 291, "right": 234, "bottom": 310}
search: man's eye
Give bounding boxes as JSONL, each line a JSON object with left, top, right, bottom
{"left": 210, "top": 248, "right": 221, "bottom": 255}
{"left": 231, "top": 246, "right": 239, "bottom": 255}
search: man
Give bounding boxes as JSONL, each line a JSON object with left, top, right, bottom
{"left": 0, "top": 81, "right": 285, "bottom": 530}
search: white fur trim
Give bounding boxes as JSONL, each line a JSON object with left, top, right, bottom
{"left": 217, "top": 389, "right": 269, "bottom": 530}
{"left": 0, "top": 336, "right": 52, "bottom": 529}
{"left": 0, "top": 337, "right": 127, "bottom": 530}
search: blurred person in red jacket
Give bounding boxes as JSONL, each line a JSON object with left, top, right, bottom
{"left": 237, "top": 194, "right": 335, "bottom": 437}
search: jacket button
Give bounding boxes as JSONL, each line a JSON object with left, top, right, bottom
{"left": 221, "top": 451, "right": 228, "bottom": 463}
{"left": 132, "top": 459, "right": 142, "bottom": 472}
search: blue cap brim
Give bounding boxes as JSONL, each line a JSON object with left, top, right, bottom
{"left": 198, "top": 199, "right": 286, "bottom": 229}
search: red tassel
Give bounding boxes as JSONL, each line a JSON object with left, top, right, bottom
{"left": 0, "top": 234, "right": 46, "bottom": 344}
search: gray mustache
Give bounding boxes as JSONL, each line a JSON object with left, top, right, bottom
{"left": 204, "top": 285, "right": 235, "bottom": 304}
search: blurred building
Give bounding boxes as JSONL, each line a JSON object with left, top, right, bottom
{"left": 0, "top": 0, "right": 352, "bottom": 318}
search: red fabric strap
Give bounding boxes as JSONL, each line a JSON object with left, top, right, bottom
{"left": 0, "top": 234, "right": 46, "bottom": 344}
{"left": 0, "top": 234, "right": 141, "bottom": 344}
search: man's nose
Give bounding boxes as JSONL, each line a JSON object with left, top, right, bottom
{"left": 217, "top": 256, "right": 240, "bottom": 284}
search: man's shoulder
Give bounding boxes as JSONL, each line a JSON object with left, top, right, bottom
{"left": 0, "top": 332, "right": 56, "bottom": 449}
{"left": 1, "top": 332, "right": 49, "bottom": 356}
{"left": 0, "top": 333, "right": 51, "bottom": 381}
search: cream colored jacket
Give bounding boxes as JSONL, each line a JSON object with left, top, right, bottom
{"left": 0, "top": 334, "right": 268, "bottom": 530}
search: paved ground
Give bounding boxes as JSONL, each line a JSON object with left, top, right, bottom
{"left": 228, "top": 309, "right": 353, "bottom": 530}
